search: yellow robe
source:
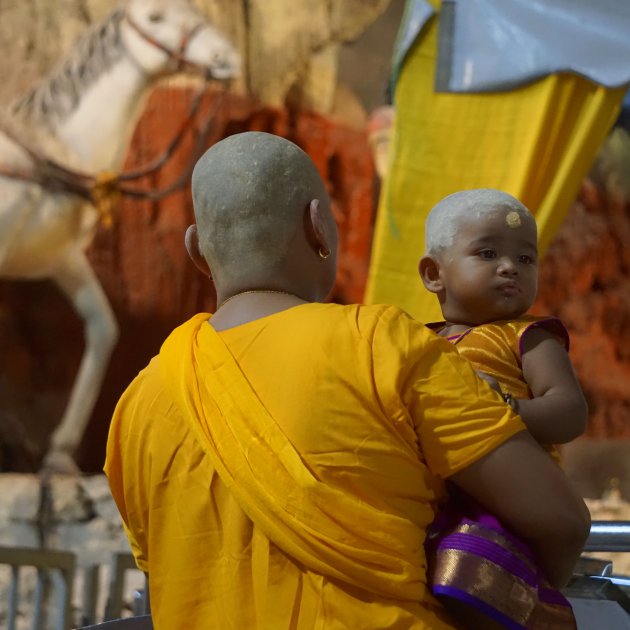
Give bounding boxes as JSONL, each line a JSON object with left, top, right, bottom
{"left": 105, "top": 303, "right": 524, "bottom": 629}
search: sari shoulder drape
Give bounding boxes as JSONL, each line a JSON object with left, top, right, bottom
{"left": 159, "top": 311, "right": 427, "bottom": 601}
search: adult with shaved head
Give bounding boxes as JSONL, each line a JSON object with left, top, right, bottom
{"left": 105, "top": 133, "right": 589, "bottom": 629}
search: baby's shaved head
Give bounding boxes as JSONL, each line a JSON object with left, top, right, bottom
{"left": 192, "top": 131, "right": 326, "bottom": 280}
{"left": 425, "top": 188, "right": 535, "bottom": 257}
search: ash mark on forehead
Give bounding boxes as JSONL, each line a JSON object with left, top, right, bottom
{"left": 505, "top": 211, "right": 522, "bottom": 228}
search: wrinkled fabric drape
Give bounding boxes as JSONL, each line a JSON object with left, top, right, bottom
{"left": 365, "top": 1, "right": 626, "bottom": 322}
{"left": 105, "top": 304, "right": 523, "bottom": 628}
{"left": 160, "top": 313, "right": 427, "bottom": 602}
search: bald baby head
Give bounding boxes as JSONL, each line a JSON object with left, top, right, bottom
{"left": 425, "top": 188, "right": 535, "bottom": 257}
{"left": 191, "top": 132, "right": 326, "bottom": 280}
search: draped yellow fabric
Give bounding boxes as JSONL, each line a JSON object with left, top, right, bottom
{"left": 365, "top": 0, "right": 626, "bottom": 322}
{"left": 105, "top": 303, "right": 524, "bottom": 629}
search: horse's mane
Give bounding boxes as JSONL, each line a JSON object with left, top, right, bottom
{"left": 8, "top": 9, "right": 125, "bottom": 129}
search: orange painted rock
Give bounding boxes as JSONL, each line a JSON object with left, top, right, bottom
{"left": 0, "top": 87, "right": 376, "bottom": 471}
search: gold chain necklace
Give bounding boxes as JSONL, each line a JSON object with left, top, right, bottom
{"left": 217, "top": 289, "right": 300, "bottom": 309}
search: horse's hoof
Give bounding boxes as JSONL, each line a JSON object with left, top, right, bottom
{"left": 41, "top": 450, "right": 81, "bottom": 476}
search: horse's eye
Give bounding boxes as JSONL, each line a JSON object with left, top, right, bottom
{"left": 148, "top": 11, "right": 164, "bottom": 23}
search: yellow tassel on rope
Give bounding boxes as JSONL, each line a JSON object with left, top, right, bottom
{"left": 91, "top": 171, "right": 121, "bottom": 228}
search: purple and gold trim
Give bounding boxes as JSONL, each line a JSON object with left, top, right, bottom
{"left": 429, "top": 518, "right": 576, "bottom": 629}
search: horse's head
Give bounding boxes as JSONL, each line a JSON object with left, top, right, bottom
{"left": 121, "top": 0, "right": 240, "bottom": 81}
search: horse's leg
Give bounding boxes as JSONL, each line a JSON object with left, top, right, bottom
{"left": 42, "top": 251, "right": 119, "bottom": 474}
{"left": 0, "top": 177, "right": 38, "bottom": 272}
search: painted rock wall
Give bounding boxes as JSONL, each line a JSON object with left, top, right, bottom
{"left": 0, "top": 88, "right": 375, "bottom": 472}
{"left": 3, "top": 100, "right": 630, "bottom": 469}
{"left": 0, "top": 0, "right": 393, "bottom": 472}
{"left": 3, "top": 98, "right": 630, "bottom": 470}
{"left": 535, "top": 133, "right": 630, "bottom": 438}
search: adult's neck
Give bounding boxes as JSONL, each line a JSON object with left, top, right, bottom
{"left": 210, "top": 290, "right": 309, "bottom": 332}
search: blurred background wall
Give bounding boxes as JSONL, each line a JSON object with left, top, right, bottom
{"left": 0, "top": 0, "right": 628, "bottom": 480}
{"left": 0, "top": 0, "right": 405, "bottom": 471}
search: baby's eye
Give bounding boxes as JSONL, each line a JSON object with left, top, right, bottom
{"left": 478, "top": 249, "right": 496, "bottom": 259}
{"left": 519, "top": 254, "right": 535, "bottom": 264}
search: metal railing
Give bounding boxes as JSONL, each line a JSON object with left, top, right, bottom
{"left": 1, "top": 522, "right": 629, "bottom": 628}
{"left": 0, "top": 547, "right": 148, "bottom": 629}
{"left": 0, "top": 546, "right": 75, "bottom": 630}
{"left": 578, "top": 520, "right": 630, "bottom": 596}
{"left": 585, "top": 521, "right": 630, "bottom": 553}
{"left": 103, "top": 553, "right": 149, "bottom": 621}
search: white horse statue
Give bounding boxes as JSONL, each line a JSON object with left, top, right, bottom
{"left": 0, "top": 0, "right": 239, "bottom": 474}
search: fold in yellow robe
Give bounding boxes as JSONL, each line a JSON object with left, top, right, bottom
{"left": 105, "top": 303, "right": 524, "bottom": 629}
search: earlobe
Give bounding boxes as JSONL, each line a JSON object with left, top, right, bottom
{"left": 185, "top": 224, "right": 213, "bottom": 279}
{"left": 419, "top": 256, "right": 443, "bottom": 293}
{"left": 307, "top": 198, "right": 331, "bottom": 257}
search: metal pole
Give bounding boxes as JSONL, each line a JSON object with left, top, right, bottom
{"left": 7, "top": 566, "right": 19, "bottom": 630}
{"left": 585, "top": 521, "right": 630, "bottom": 553}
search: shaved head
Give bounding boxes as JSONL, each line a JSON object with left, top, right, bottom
{"left": 425, "top": 189, "right": 535, "bottom": 257}
{"left": 191, "top": 131, "right": 327, "bottom": 282}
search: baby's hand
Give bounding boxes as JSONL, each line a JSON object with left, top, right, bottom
{"left": 476, "top": 371, "right": 503, "bottom": 395}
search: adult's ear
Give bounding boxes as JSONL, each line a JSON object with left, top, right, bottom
{"left": 185, "top": 224, "right": 212, "bottom": 279}
{"left": 418, "top": 255, "right": 443, "bottom": 294}
{"left": 307, "top": 198, "right": 332, "bottom": 257}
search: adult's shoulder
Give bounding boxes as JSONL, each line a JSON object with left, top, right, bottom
{"left": 335, "top": 303, "right": 450, "bottom": 354}
{"left": 122, "top": 355, "right": 161, "bottom": 396}
{"left": 332, "top": 302, "right": 424, "bottom": 326}
{"left": 112, "top": 355, "right": 165, "bottom": 425}
{"left": 325, "top": 302, "right": 419, "bottom": 334}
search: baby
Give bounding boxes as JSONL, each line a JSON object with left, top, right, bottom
{"left": 419, "top": 188, "right": 588, "bottom": 629}
{"left": 419, "top": 188, "right": 587, "bottom": 452}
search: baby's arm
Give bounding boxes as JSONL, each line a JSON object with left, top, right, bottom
{"left": 514, "top": 327, "right": 587, "bottom": 444}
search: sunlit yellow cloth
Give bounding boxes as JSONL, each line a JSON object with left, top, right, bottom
{"left": 365, "top": 0, "right": 626, "bottom": 322}
{"left": 430, "top": 315, "right": 569, "bottom": 462}
{"left": 105, "top": 303, "right": 525, "bottom": 629}
{"left": 432, "top": 316, "right": 569, "bottom": 400}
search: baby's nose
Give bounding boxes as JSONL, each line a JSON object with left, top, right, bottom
{"left": 498, "top": 258, "right": 518, "bottom": 275}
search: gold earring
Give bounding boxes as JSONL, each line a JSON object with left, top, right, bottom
{"left": 318, "top": 247, "right": 331, "bottom": 260}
